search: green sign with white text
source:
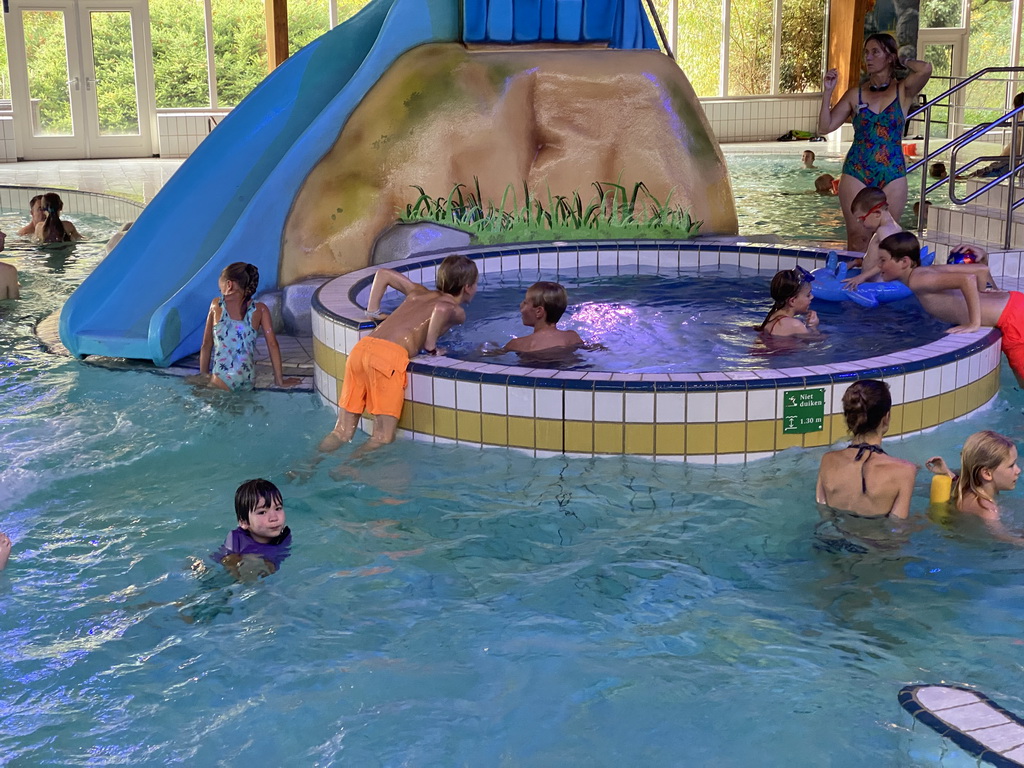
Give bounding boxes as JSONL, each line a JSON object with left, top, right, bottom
{"left": 782, "top": 388, "right": 825, "bottom": 434}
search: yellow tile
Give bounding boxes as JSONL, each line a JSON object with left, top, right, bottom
{"left": 625, "top": 424, "right": 654, "bottom": 454}
{"left": 313, "top": 337, "right": 334, "bottom": 377}
{"left": 775, "top": 424, "right": 803, "bottom": 450}
{"left": 939, "top": 392, "right": 955, "bottom": 422}
{"left": 967, "top": 380, "right": 983, "bottom": 411}
{"left": 434, "top": 406, "right": 457, "bottom": 439}
{"left": 456, "top": 411, "right": 481, "bottom": 443}
{"left": 536, "top": 419, "right": 563, "bottom": 452}
{"left": 746, "top": 421, "right": 775, "bottom": 452}
{"left": 508, "top": 416, "right": 535, "bottom": 448}
{"left": 334, "top": 351, "right": 348, "bottom": 382}
{"left": 886, "top": 404, "right": 904, "bottom": 436}
{"left": 686, "top": 423, "right": 716, "bottom": 454}
{"left": 594, "top": 423, "right": 624, "bottom": 454}
{"left": 829, "top": 414, "right": 848, "bottom": 441}
{"left": 655, "top": 424, "right": 686, "bottom": 455}
{"left": 481, "top": 414, "right": 508, "bottom": 445}
{"left": 902, "top": 399, "right": 922, "bottom": 433}
{"left": 717, "top": 422, "right": 746, "bottom": 454}
{"left": 412, "top": 402, "right": 434, "bottom": 434}
{"left": 921, "top": 396, "right": 940, "bottom": 429}
{"left": 398, "top": 402, "right": 415, "bottom": 432}
{"left": 565, "top": 420, "right": 594, "bottom": 453}
{"left": 954, "top": 387, "right": 970, "bottom": 418}
{"left": 984, "top": 370, "right": 1000, "bottom": 399}
{"left": 802, "top": 426, "right": 831, "bottom": 448}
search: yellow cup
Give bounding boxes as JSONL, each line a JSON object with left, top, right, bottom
{"left": 930, "top": 474, "right": 953, "bottom": 504}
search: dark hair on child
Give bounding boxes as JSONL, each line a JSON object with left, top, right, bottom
{"left": 878, "top": 231, "right": 921, "bottom": 266}
{"left": 220, "top": 262, "right": 260, "bottom": 307}
{"left": 851, "top": 186, "right": 886, "bottom": 215}
{"left": 842, "top": 379, "right": 891, "bottom": 437}
{"left": 234, "top": 478, "right": 282, "bottom": 524}
{"left": 527, "top": 281, "right": 569, "bottom": 324}
{"left": 40, "top": 192, "right": 71, "bottom": 243}
{"left": 28, "top": 194, "right": 43, "bottom": 211}
{"left": 929, "top": 162, "right": 948, "bottom": 179}
{"left": 758, "top": 269, "right": 805, "bottom": 331}
{"left": 435, "top": 254, "right": 478, "bottom": 296}
{"left": 1014, "top": 92, "right": 1023, "bottom": 109}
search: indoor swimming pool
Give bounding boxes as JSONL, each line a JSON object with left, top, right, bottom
{"left": 2, "top": 202, "right": 1024, "bottom": 764}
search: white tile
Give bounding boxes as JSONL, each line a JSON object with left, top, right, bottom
{"left": 882, "top": 375, "right": 905, "bottom": 405}
{"left": 507, "top": 385, "right": 534, "bottom": 417}
{"left": 565, "top": 391, "right": 593, "bottom": 421}
{"left": 481, "top": 383, "right": 507, "bottom": 414}
{"left": 903, "top": 370, "right": 924, "bottom": 402}
{"left": 655, "top": 391, "right": 686, "bottom": 422}
{"left": 409, "top": 373, "right": 433, "bottom": 404}
{"left": 940, "top": 362, "right": 958, "bottom": 392}
{"left": 971, "top": 722, "right": 1024, "bottom": 753}
{"left": 938, "top": 702, "right": 1010, "bottom": 731}
{"left": 456, "top": 380, "right": 480, "bottom": 411}
{"left": 746, "top": 388, "right": 776, "bottom": 420}
{"left": 624, "top": 392, "right": 654, "bottom": 422}
{"left": 594, "top": 390, "right": 623, "bottom": 421}
{"left": 717, "top": 390, "right": 746, "bottom": 420}
{"left": 433, "top": 377, "right": 455, "bottom": 409}
{"left": 534, "top": 388, "right": 563, "bottom": 419}
{"left": 923, "top": 366, "right": 943, "bottom": 398}
{"left": 687, "top": 391, "right": 716, "bottom": 422}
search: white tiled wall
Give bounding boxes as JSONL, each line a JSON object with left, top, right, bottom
{"left": 0, "top": 118, "right": 16, "bottom": 163}
{"left": 157, "top": 112, "right": 228, "bottom": 158}
{"left": 700, "top": 95, "right": 821, "bottom": 142}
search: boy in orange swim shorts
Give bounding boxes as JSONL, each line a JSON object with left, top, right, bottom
{"left": 876, "top": 232, "right": 1024, "bottom": 383}
{"left": 319, "top": 254, "right": 478, "bottom": 454}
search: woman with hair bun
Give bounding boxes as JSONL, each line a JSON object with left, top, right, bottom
{"left": 197, "top": 261, "right": 300, "bottom": 391}
{"left": 816, "top": 379, "right": 917, "bottom": 519}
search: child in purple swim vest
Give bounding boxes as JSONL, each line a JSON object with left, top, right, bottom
{"left": 212, "top": 478, "right": 292, "bottom": 581}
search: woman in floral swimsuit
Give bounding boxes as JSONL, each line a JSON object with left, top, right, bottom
{"left": 818, "top": 33, "right": 932, "bottom": 251}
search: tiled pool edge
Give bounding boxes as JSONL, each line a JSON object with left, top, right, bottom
{"left": 0, "top": 184, "right": 143, "bottom": 225}
{"left": 311, "top": 240, "right": 1003, "bottom": 462}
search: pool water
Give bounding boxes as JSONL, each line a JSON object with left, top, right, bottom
{"left": 443, "top": 268, "right": 949, "bottom": 371}
{"left": 4, "top": 212, "right": 1024, "bottom": 766}
{"left": 724, "top": 151, "right": 924, "bottom": 242}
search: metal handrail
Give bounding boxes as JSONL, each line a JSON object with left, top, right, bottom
{"left": 908, "top": 66, "right": 1024, "bottom": 250}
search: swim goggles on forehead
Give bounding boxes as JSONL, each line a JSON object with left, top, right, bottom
{"left": 792, "top": 265, "right": 815, "bottom": 283}
{"left": 857, "top": 200, "right": 888, "bottom": 221}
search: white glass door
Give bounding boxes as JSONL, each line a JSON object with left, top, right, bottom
{"left": 5, "top": 0, "right": 154, "bottom": 159}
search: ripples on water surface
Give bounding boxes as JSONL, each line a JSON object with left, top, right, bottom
{"left": 2, "top": 211, "right": 1023, "bottom": 766}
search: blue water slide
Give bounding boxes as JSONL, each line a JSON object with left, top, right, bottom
{"left": 61, "top": 0, "right": 461, "bottom": 365}
{"left": 61, "top": 0, "right": 659, "bottom": 366}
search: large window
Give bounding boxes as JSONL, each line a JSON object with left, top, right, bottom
{"left": 148, "top": 0, "right": 338, "bottom": 110}
{"left": 965, "top": 0, "right": 1015, "bottom": 125}
{"left": 675, "top": 0, "right": 826, "bottom": 97}
{"left": 0, "top": 15, "right": 11, "bottom": 101}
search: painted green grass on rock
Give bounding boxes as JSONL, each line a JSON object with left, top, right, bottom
{"left": 399, "top": 179, "right": 702, "bottom": 244}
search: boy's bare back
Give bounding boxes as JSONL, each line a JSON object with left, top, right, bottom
{"left": 372, "top": 289, "right": 465, "bottom": 356}
{"left": 505, "top": 327, "right": 582, "bottom": 353}
{"left": 908, "top": 263, "right": 1007, "bottom": 326}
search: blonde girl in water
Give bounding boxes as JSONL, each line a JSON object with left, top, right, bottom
{"left": 928, "top": 431, "right": 1022, "bottom": 543}
{"left": 759, "top": 267, "right": 820, "bottom": 337}
{"left": 197, "top": 262, "right": 300, "bottom": 391}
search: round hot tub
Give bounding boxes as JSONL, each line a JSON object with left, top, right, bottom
{"left": 311, "top": 241, "right": 1001, "bottom": 463}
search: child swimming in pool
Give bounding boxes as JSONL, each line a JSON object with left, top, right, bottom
{"left": 502, "top": 281, "right": 583, "bottom": 354}
{"left": 319, "top": 254, "right": 478, "bottom": 454}
{"left": 0, "top": 230, "right": 19, "bottom": 300}
{"left": 34, "top": 193, "right": 82, "bottom": 243}
{"left": 842, "top": 187, "right": 903, "bottom": 288}
{"left": 759, "top": 268, "right": 820, "bottom": 337}
{"left": 17, "top": 195, "right": 44, "bottom": 236}
{"left": 0, "top": 530, "right": 11, "bottom": 570}
{"left": 196, "top": 262, "right": 301, "bottom": 391}
{"left": 212, "top": 478, "right": 292, "bottom": 581}
{"left": 926, "top": 431, "right": 1022, "bottom": 544}
{"left": 802, "top": 150, "right": 817, "bottom": 169}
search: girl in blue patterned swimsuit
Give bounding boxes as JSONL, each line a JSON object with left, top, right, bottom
{"left": 818, "top": 33, "right": 931, "bottom": 252}
{"left": 197, "top": 262, "right": 300, "bottom": 391}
